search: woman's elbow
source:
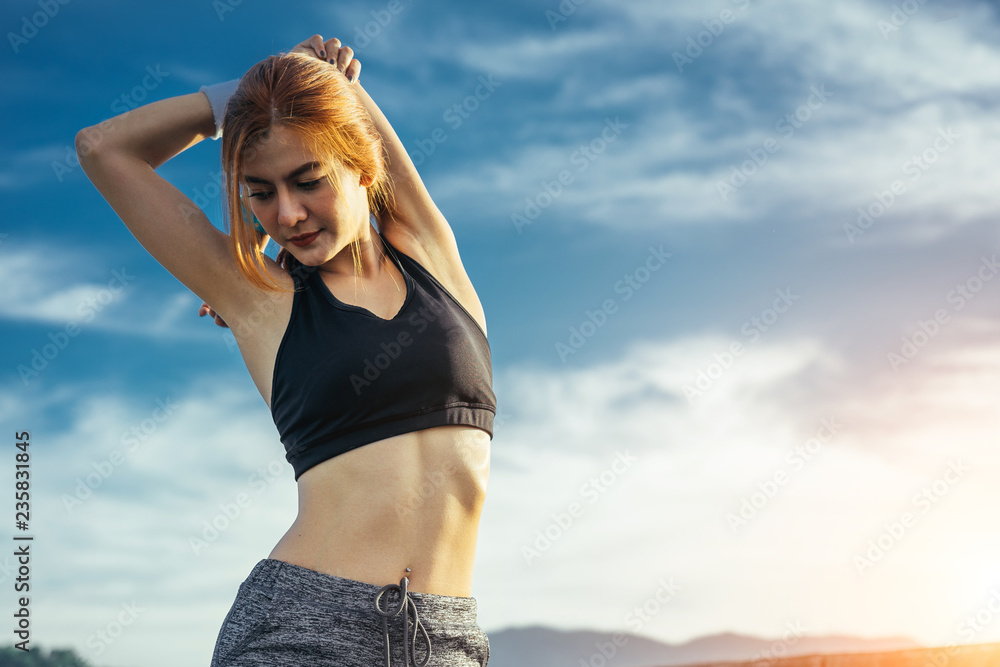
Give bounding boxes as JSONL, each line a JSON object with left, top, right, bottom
{"left": 75, "top": 126, "right": 103, "bottom": 166}
{"left": 75, "top": 116, "right": 122, "bottom": 165}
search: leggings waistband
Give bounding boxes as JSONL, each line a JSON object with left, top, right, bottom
{"left": 242, "top": 558, "right": 480, "bottom": 667}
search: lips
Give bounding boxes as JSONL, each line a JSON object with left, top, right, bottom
{"left": 290, "top": 231, "right": 320, "bottom": 247}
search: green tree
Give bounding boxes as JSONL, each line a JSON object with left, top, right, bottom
{"left": 0, "top": 645, "right": 94, "bottom": 667}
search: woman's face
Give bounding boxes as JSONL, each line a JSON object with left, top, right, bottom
{"left": 241, "top": 125, "right": 367, "bottom": 265}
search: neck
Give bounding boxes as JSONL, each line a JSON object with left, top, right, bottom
{"left": 318, "top": 216, "right": 389, "bottom": 281}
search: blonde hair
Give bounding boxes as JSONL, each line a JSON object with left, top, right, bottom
{"left": 220, "top": 51, "right": 393, "bottom": 293}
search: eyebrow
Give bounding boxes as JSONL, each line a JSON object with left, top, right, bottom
{"left": 244, "top": 161, "right": 322, "bottom": 185}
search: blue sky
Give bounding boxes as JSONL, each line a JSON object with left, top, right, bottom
{"left": 4, "top": 0, "right": 1000, "bottom": 664}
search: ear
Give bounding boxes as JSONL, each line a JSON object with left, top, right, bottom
{"left": 359, "top": 172, "right": 375, "bottom": 187}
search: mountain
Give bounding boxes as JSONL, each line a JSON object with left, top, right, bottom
{"left": 484, "top": 626, "right": 922, "bottom": 667}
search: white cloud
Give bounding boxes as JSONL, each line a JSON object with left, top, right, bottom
{"left": 164, "top": 62, "right": 229, "bottom": 88}
{"left": 0, "top": 242, "right": 221, "bottom": 342}
{"left": 0, "top": 143, "right": 72, "bottom": 191}
{"left": 426, "top": 0, "right": 1000, "bottom": 244}
{"left": 0, "top": 246, "right": 126, "bottom": 322}
{"left": 453, "top": 29, "right": 619, "bottom": 81}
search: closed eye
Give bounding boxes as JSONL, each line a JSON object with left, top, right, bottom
{"left": 249, "top": 179, "right": 323, "bottom": 200}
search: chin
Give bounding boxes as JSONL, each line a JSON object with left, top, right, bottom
{"left": 287, "top": 242, "right": 334, "bottom": 268}
{"left": 289, "top": 250, "right": 322, "bottom": 267}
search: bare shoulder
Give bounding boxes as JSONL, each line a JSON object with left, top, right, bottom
{"left": 226, "top": 252, "right": 297, "bottom": 336}
{"left": 378, "top": 212, "right": 488, "bottom": 337}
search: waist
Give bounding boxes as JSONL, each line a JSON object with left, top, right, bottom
{"left": 242, "top": 558, "right": 482, "bottom": 619}
{"left": 270, "top": 426, "right": 490, "bottom": 597}
{"left": 282, "top": 404, "right": 496, "bottom": 481}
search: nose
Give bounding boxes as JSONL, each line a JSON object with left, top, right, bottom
{"left": 276, "top": 187, "right": 307, "bottom": 228}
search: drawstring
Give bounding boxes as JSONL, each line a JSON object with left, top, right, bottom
{"left": 373, "top": 576, "right": 432, "bottom": 667}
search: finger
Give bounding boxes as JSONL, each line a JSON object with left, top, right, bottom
{"left": 324, "top": 37, "right": 341, "bottom": 56}
{"left": 290, "top": 35, "right": 324, "bottom": 58}
{"left": 345, "top": 59, "right": 361, "bottom": 83}
{"left": 323, "top": 38, "right": 342, "bottom": 66}
{"left": 335, "top": 45, "right": 354, "bottom": 73}
{"left": 309, "top": 34, "right": 326, "bottom": 59}
{"left": 215, "top": 315, "right": 230, "bottom": 329}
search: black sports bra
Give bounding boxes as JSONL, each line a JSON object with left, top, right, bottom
{"left": 269, "top": 230, "right": 497, "bottom": 480}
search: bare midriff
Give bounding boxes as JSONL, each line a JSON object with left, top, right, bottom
{"left": 237, "top": 239, "right": 492, "bottom": 599}
{"left": 266, "top": 423, "right": 491, "bottom": 597}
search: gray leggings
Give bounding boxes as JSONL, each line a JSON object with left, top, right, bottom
{"left": 211, "top": 558, "right": 491, "bottom": 666}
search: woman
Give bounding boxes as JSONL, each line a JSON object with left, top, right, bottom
{"left": 76, "top": 34, "right": 496, "bottom": 666}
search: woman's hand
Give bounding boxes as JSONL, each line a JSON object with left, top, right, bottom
{"left": 288, "top": 34, "right": 361, "bottom": 84}
{"left": 198, "top": 302, "right": 229, "bottom": 328}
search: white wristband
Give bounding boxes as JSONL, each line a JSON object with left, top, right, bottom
{"left": 198, "top": 78, "right": 240, "bottom": 140}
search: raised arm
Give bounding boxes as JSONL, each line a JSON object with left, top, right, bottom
{"left": 76, "top": 85, "right": 269, "bottom": 330}
{"left": 294, "top": 36, "right": 462, "bottom": 260}
{"left": 350, "top": 80, "right": 454, "bottom": 240}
